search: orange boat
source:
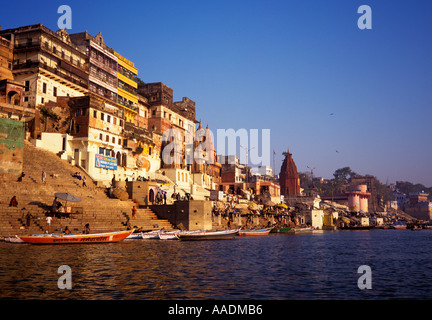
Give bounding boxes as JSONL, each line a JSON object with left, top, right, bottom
{"left": 18, "top": 230, "right": 134, "bottom": 245}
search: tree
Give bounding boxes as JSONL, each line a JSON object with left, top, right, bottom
{"left": 333, "top": 167, "right": 357, "bottom": 183}
{"left": 39, "top": 107, "right": 60, "bottom": 132}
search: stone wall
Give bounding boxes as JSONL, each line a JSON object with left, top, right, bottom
{"left": 149, "top": 200, "right": 213, "bottom": 231}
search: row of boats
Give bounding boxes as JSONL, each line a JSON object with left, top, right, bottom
{"left": 126, "top": 227, "right": 275, "bottom": 241}
{"left": 1, "top": 227, "right": 281, "bottom": 244}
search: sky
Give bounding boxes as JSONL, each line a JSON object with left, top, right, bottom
{"left": 1, "top": 0, "right": 432, "bottom": 186}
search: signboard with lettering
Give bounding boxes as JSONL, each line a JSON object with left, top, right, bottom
{"left": 95, "top": 154, "right": 117, "bottom": 170}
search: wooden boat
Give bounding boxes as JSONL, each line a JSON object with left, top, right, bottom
{"left": 18, "top": 229, "right": 134, "bottom": 245}
{"left": 271, "top": 227, "right": 292, "bottom": 233}
{"left": 3, "top": 235, "right": 25, "bottom": 243}
{"left": 339, "top": 225, "right": 375, "bottom": 230}
{"left": 176, "top": 229, "right": 239, "bottom": 241}
{"left": 293, "top": 227, "right": 314, "bottom": 232}
{"left": 392, "top": 224, "right": 407, "bottom": 230}
{"left": 158, "top": 231, "right": 180, "bottom": 240}
{"left": 238, "top": 228, "right": 273, "bottom": 236}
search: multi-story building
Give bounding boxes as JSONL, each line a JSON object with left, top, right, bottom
{"left": 0, "top": 33, "right": 28, "bottom": 121}
{"left": 114, "top": 51, "right": 138, "bottom": 123}
{"left": 0, "top": 24, "right": 89, "bottom": 110}
{"left": 69, "top": 31, "right": 117, "bottom": 105}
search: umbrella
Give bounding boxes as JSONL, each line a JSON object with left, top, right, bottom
{"left": 277, "top": 203, "right": 288, "bottom": 209}
{"left": 54, "top": 192, "right": 82, "bottom": 214}
{"left": 54, "top": 193, "right": 82, "bottom": 202}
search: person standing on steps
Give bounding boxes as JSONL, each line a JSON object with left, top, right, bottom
{"left": 42, "top": 170, "right": 46, "bottom": 183}
{"left": 46, "top": 214, "right": 52, "bottom": 233}
{"left": 82, "top": 176, "right": 87, "bottom": 187}
{"left": 132, "top": 206, "right": 137, "bottom": 219}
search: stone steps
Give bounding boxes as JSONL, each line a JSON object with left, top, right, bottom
{"left": 0, "top": 141, "right": 175, "bottom": 235}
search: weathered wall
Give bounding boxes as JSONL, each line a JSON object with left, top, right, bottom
{"left": 0, "top": 118, "right": 24, "bottom": 176}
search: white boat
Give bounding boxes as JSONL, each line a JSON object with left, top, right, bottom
{"left": 4, "top": 235, "right": 25, "bottom": 243}
{"left": 126, "top": 229, "right": 163, "bottom": 239}
{"left": 293, "top": 227, "right": 314, "bottom": 232}
{"left": 176, "top": 229, "right": 239, "bottom": 241}
{"left": 158, "top": 231, "right": 181, "bottom": 240}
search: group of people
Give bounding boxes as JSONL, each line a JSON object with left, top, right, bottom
{"left": 72, "top": 172, "right": 87, "bottom": 187}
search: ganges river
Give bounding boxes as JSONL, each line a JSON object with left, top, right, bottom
{"left": 1, "top": 229, "right": 432, "bottom": 300}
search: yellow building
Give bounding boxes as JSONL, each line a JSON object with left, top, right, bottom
{"left": 114, "top": 51, "right": 138, "bottom": 123}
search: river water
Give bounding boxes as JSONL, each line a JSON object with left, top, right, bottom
{"left": 1, "top": 229, "right": 432, "bottom": 300}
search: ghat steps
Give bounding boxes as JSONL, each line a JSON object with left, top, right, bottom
{"left": 0, "top": 141, "right": 174, "bottom": 236}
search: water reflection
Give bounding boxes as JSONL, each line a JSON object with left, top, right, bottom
{"left": 1, "top": 230, "right": 432, "bottom": 299}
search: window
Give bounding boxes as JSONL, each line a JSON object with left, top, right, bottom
{"left": 112, "top": 137, "right": 115, "bottom": 143}
{"left": 53, "top": 87, "right": 57, "bottom": 97}
{"left": 118, "top": 138, "right": 122, "bottom": 145}
{"left": 101, "top": 113, "right": 105, "bottom": 121}
{"left": 113, "top": 117, "right": 116, "bottom": 125}
{"left": 99, "top": 133, "right": 103, "bottom": 140}
{"left": 43, "top": 83, "right": 47, "bottom": 94}
{"left": 25, "top": 81, "right": 30, "bottom": 92}
{"left": 93, "top": 110, "right": 97, "bottom": 118}
{"left": 107, "top": 115, "right": 111, "bottom": 123}
{"left": 24, "top": 97, "right": 29, "bottom": 102}
{"left": 106, "top": 135, "right": 109, "bottom": 142}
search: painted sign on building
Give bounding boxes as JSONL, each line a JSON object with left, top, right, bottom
{"left": 95, "top": 154, "right": 117, "bottom": 170}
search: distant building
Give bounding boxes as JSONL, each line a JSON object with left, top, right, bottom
{"left": 346, "top": 184, "right": 371, "bottom": 212}
{"left": 279, "top": 149, "right": 301, "bottom": 198}
{"left": 218, "top": 155, "right": 280, "bottom": 200}
{"left": 404, "top": 191, "right": 432, "bottom": 221}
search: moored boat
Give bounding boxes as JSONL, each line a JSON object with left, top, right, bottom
{"left": 158, "top": 231, "right": 180, "bottom": 240}
{"left": 176, "top": 229, "right": 239, "bottom": 241}
{"left": 339, "top": 225, "right": 375, "bottom": 230}
{"left": 3, "top": 235, "right": 25, "bottom": 243}
{"left": 18, "top": 229, "right": 134, "bottom": 244}
{"left": 271, "top": 227, "right": 292, "bottom": 233}
{"left": 238, "top": 228, "right": 273, "bottom": 236}
{"left": 293, "top": 227, "right": 314, "bottom": 232}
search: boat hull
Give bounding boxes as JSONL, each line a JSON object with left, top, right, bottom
{"left": 177, "top": 229, "right": 239, "bottom": 241}
{"left": 271, "top": 227, "right": 292, "bottom": 233}
{"left": 238, "top": 228, "right": 273, "bottom": 236}
{"left": 19, "top": 230, "right": 134, "bottom": 244}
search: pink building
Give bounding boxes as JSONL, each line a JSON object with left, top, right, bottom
{"left": 346, "top": 185, "right": 371, "bottom": 212}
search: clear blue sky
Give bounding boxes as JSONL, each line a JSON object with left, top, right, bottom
{"left": 2, "top": 0, "right": 432, "bottom": 186}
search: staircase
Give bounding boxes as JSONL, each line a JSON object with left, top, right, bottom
{"left": 0, "top": 141, "right": 174, "bottom": 236}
